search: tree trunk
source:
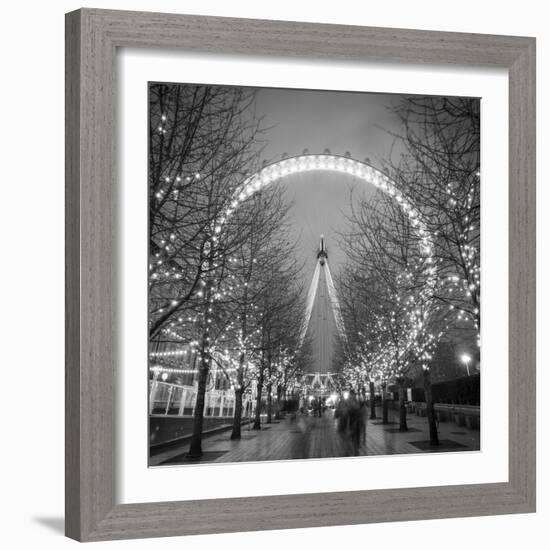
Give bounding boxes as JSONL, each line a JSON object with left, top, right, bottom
{"left": 230, "top": 352, "right": 245, "bottom": 440}
{"left": 369, "top": 380, "right": 377, "bottom": 420}
{"left": 398, "top": 382, "right": 408, "bottom": 432}
{"left": 275, "top": 385, "right": 282, "bottom": 420}
{"left": 266, "top": 381, "right": 272, "bottom": 424}
{"left": 423, "top": 368, "right": 439, "bottom": 446}
{"left": 231, "top": 386, "right": 244, "bottom": 440}
{"left": 187, "top": 346, "right": 209, "bottom": 458}
{"left": 253, "top": 363, "right": 264, "bottom": 430}
{"left": 382, "top": 383, "right": 389, "bottom": 424}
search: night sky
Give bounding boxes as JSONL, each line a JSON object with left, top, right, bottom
{"left": 253, "top": 87, "right": 406, "bottom": 284}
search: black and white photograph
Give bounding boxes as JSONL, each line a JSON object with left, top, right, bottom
{"left": 148, "top": 82, "right": 481, "bottom": 466}
{"left": 2, "top": 0, "right": 543, "bottom": 546}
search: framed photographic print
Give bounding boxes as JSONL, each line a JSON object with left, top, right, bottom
{"left": 65, "top": 8, "right": 536, "bottom": 542}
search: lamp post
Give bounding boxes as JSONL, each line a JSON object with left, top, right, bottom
{"left": 460, "top": 353, "right": 472, "bottom": 376}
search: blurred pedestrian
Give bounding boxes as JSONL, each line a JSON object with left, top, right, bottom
{"left": 335, "top": 396, "right": 348, "bottom": 434}
{"left": 347, "top": 390, "right": 363, "bottom": 455}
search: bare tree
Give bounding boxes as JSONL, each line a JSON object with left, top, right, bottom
{"left": 389, "top": 96, "right": 480, "bottom": 339}
{"left": 339, "top": 189, "right": 446, "bottom": 437}
{"left": 148, "top": 83, "right": 271, "bottom": 458}
{"left": 148, "top": 84, "right": 265, "bottom": 341}
{"left": 251, "top": 240, "right": 305, "bottom": 430}
{"left": 213, "top": 186, "right": 297, "bottom": 439}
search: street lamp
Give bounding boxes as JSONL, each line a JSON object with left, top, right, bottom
{"left": 460, "top": 353, "right": 472, "bottom": 376}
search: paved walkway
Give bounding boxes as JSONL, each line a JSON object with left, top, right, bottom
{"left": 151, "top": 406, "right": 480, "bottom": 466}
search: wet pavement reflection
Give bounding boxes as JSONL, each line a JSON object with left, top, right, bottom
{"left": 155, "top": 406, "right": 480, "bottom": 466}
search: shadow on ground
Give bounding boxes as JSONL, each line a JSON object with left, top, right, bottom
{"left": 33, "top": 517, "right": 65, "bottom": 534}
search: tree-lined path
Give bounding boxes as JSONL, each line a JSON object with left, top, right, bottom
{"left": 148, "top": 84, "right": 480, "bottom": 462}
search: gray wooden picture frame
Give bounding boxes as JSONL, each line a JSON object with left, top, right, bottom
{"left": 65, "top": 8, "right": 536, "bottom": 542}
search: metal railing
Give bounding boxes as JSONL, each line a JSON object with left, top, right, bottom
{"left": 149, "top": 381, "right": 252, "bottom": 418}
